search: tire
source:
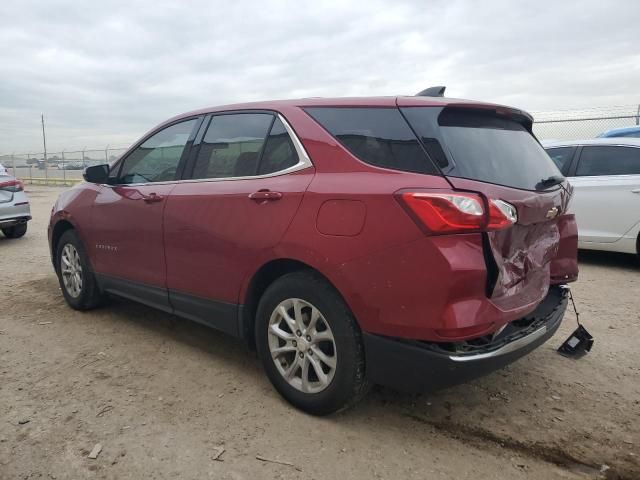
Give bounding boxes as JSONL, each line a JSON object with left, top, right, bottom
{"left": 255, "top": 270, "right": 369, "bottom": 415}
{"left": 2, "top": 223, "right": 27, "bottom": 238}
{"left": 55, "top": 229, "right": 104, "bottom": 310}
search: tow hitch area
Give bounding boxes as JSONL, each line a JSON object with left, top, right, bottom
{"left": 558, "top": 287, "right": 594, "bottom": 358}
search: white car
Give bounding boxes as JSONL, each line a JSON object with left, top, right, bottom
{"left": 0, "top": 172, "right": 31, "bottom": 238}
{"left": 544, "top": 138, "right": 640, "bottom": 257}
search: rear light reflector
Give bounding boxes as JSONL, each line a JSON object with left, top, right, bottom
{"left": 397, "top": 191, "right": 517, "bottom": 234}
{"left": 489, "top": 199, "right": 518, "bottom": 229}
{"left": 0, "top": 179, "right": 24, "bottom": 192}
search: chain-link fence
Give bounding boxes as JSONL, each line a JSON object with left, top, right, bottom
{"left": 532, "top": 105, "right": 640, "bottom": 141}
{"left": 0, "top": 146, "right": 128, "bottom": 185}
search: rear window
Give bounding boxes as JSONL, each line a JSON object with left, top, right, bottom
{"left": 304, "top": 107, "right": 438, "bottom": 174}
{"left": 402, "top": 107, "right": 562, "bottom": 190}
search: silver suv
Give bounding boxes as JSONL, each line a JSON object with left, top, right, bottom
{"left": 0, "top": 172, "right": 31, "bottom": 238}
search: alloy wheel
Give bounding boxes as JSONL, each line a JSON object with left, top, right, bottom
{"left": 60, "top": 243, "right": 83, "bottom": 298}
{"left": 268, "top": 298, "right": 337, "bottom": 394}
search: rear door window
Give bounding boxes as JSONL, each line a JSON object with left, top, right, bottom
{"left": 257, "top": 118, "right": 299, "bottom": 175}
{"left": 304, "top": 107, "right": 438, "bottom": 174}
{"left": 575, "top": 146, "right": 640, "bottom": 176}
{"left": 192, "top": 113, "right": 274, "bottom": 179}
{"left": 545, "top": 147, "right": 575, "bottom": 175}
{"left": 402, "top": 107, "right": 562, "bottom": 190}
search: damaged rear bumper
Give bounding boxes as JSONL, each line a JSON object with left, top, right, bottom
{"left": 363, "top": 285, "right": 568, "bottom": 392}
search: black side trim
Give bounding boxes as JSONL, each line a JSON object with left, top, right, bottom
{"left": 170, "top": 290, "right": 240, "bottom": 337}
{"left": 95, "top": 274, "right": 242, "bottom": 338}
{"left": 96, "top": 274, "right": 172, "bottom": 313}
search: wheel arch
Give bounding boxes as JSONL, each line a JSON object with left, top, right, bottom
{"left": 50, "top": 219, "right": 76, "bottom": 267}
{"left": 240, "top": 258, "right": 358, "bottom": 349}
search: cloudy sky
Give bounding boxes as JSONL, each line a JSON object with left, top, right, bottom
{"left": 1, "top": 0, "right": 639, "bottom": 154}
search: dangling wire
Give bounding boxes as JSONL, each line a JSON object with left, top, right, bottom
{"left": 567, "top": 287, "right": 581, "bottom": 327}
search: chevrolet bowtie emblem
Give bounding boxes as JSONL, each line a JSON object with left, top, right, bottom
{"left": 546, "top": 207, "right": 559, "bottom": 219}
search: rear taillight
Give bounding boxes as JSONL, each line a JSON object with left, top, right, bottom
{"left": 0, "top": 179, "right": 23, "bottom": 192}
{"left": 397, "top": 191, "right": 517, "bottom": 234}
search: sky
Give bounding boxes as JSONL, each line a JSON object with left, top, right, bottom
{"left": 1, "top": 0, "right": 640, "bottom": 154}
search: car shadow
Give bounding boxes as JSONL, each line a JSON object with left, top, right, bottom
{"left": 578, "top": 249, "right": 639, "bottom": 271}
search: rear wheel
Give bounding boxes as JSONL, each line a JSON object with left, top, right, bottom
{"left": 1, "top": 223, "right": 27, "bottom": 238}
{"left": 255, "top": 271, "right": 369, "bottom": 415}
{"left": 55, "top": 230, "right": 104, "bottom": 310}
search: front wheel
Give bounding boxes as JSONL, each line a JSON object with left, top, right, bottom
{"left": 2, "top": 223, "right": 27, "bottom": 238}
{"left": 55, "top": 230, "right": 104, "bottom": 310}
{"left": 255, "top": 271, "right": 369, "bottom": 415}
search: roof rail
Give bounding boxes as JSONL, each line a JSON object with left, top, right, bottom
{"left": 416, "top": 86, "right": 446, "bottom": 97}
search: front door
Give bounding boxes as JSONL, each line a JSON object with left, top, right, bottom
{"left": 90, "top": 118, "right": 200, "bottom": 310}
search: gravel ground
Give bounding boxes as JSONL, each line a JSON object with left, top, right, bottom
{"left": 1, "top": 186, "right": 638, "bottom": 480}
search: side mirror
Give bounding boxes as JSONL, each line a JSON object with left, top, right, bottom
{"left": 83, "top": 164, "right": 110, "bottom": 184}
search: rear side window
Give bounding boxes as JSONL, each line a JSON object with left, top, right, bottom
{"left": 576, "top": 146, "right": 640, "bottom": 176}
{"left": 305, "top": 107, "right": 438, "bottom": 174}
{"left": 193, "top": 113, "right": 273, "bottom": 179}
{"left": 402, "top": 107, "right": 562, "bottom": 190}
{"left": 258, "top": 118, "right": 299, "bottom": 175}
{"left": 545, "top": 147, "right": 574, "bottom": 174}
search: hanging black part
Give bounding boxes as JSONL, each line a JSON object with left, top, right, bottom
{"left": 558, "top": 287, "right": 594, "bottom": 358}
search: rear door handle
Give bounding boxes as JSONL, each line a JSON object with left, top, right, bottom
{"left": 143, "top": 193, "right": 164, "bottom": 203}
{"left": 632, "top": 189, "right": 640, "bottom": 194}
{"left": 249, "top": 190, "right": 283, "bottom": 201}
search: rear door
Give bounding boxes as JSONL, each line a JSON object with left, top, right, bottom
{"left": 163, "top": 112, "right": 314, "bottom": 335}
{"left": 401, "top": 104, "right": 576, "bottom": 306}
{"left": 567, "top": 145, "right": 640, "bottom": 243}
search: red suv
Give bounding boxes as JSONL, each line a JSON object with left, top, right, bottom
{"left": 48, "top": 92, "right": 578, "bottom": 415}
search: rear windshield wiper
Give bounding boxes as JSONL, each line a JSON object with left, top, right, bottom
{"left": 535, "top": 175, "right": 565, "bottom": 191}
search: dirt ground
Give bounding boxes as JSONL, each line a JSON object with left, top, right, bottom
{"left": 1, "top": 186, "right": 638, "bottom": 480}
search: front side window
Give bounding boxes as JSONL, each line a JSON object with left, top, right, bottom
{"left": 545, "top": 147, "right": 574, "bottom": 174}
{"left": 305, "top": 107, "right": 438, "bottom": 175}
{"left": 118, "top": 119, "right": 197, "bottom": 184}
{"left": 576, "top": 146, "right": 640, "bottom": 176}
{"left": 192, "top": 114, "right": 274, "bottom": 179}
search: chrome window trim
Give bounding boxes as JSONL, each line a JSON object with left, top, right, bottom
{"left": 546, "top": 143, "right": 640, "bottom": 149}
{"left": 104, "top": 113, "right": 313, "bottom": 187}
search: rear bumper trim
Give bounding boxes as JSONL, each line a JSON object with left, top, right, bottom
{"left": 363, "top": 285, "right": 568, "bottom": 392}
{"left": 0, "top": 216, "right": 31, "bottom": 227}
{"left": 448, "top": 324, "right": 548, "bottom": 362}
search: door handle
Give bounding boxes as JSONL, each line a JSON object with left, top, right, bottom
{"left": 631, "top": 189, "right": 640, "bottom": 194}
{"left": 143, "top": 193, "right": 164, "bottom": 203}
{"left": 249, "top": 190, "right": 283, "bottom": 201}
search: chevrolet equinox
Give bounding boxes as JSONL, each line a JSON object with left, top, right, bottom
{"left": 49, "top": 91, "right": 579, "bottom": 415}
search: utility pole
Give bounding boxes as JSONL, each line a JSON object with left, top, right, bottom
{"left": 41, "top": 114, "right": 48, "bottom": 181}
{"left": 41, "top": 114, "right": 48, "bottom": 160}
